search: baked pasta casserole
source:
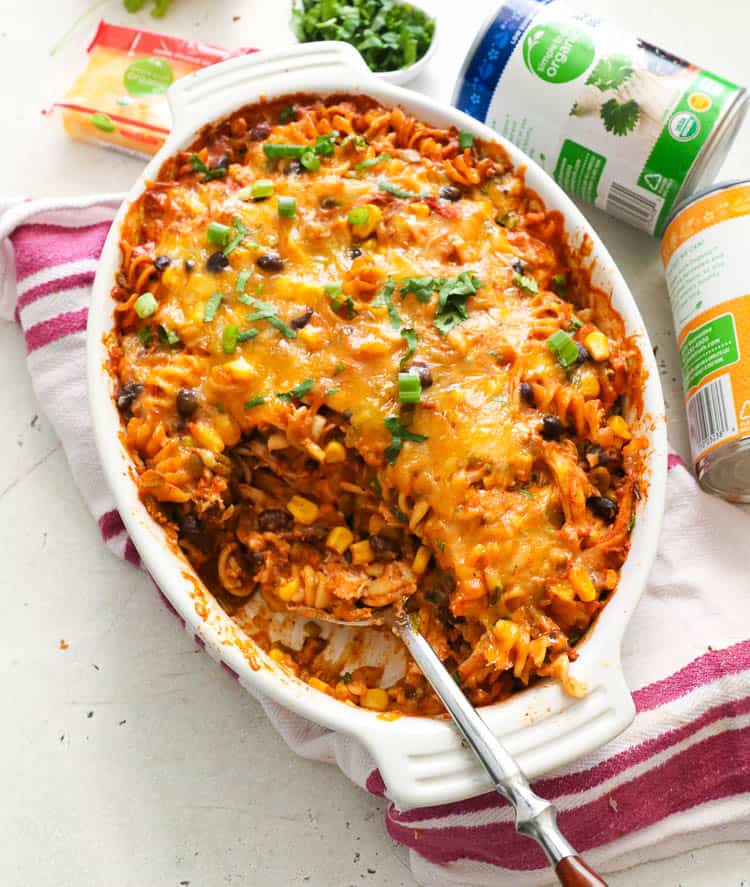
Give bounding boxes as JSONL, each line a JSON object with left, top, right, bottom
{"left": 109, "top": 94, "right": 646, "bottom": 715}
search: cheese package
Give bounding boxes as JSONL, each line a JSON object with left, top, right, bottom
{"left": 55, "top": 21, "right": 256, "bottom": 157}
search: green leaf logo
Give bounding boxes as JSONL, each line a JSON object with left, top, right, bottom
{"left": 522, "top": 21, "right": 595, "bottom": 84}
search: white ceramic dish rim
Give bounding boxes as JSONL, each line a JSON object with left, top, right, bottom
{"left": 86, "top": 42, "right": 667, "bottom": 811}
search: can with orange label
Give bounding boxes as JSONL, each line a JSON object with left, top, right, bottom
{"left": 661, "top": 180, "right": 750, "bottom": 501}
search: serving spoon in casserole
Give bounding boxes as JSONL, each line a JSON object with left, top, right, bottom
{"left": 294, "top": 602, "right": 607, "bottom": 887}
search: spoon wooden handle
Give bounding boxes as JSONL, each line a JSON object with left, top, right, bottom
{"left": 556, "top": 855, "right": 608, "bottom": 886}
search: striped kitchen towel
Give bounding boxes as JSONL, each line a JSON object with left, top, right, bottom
{"left": 2, "top": 195, "right": 750, "bottom": 886}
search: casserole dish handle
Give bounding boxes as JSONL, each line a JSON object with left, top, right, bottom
{"left": 167, "top": 42, "right": 372, "bottom": 136}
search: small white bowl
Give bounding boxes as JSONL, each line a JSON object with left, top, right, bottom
{"left": 372, "top": 0, "right": 438, "bottom": 85}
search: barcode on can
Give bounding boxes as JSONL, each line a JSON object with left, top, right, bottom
{"left": 605, "top": 182, "right": 659, "bottom": 229}
{"left": 686, "top": 374, "right": 738, "bottom": 456}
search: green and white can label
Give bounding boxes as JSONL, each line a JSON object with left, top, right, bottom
{"left": 454, "top": 0, "right": 745, "bottom": 235}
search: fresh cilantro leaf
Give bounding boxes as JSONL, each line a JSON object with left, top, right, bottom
{"left": 400, "top": 276, "right": 442, "bottom": 303}
{"left": 434, "top": 272, "right": 481, "bottom": 336}
{"left": 245, "top": 298, "right": 297, "bottom": 339}
{"left": 399, "top": 328, "right": 418, "bottom": 365}
{"left": 244, "top": 396, "right": 267, "bottom": 409}
{"left": 278, "top": 104, "right": 297, "bottom": 123}
{"left": 189, "top": 154, "right": 227, "bottom": 181}
{"left": 373, "top": 279, "right": 401, "bottom": 329}
{"left": 586, "top": 53, "right": 635, "bottom": 91}
{"left": 384, "top": 416, "right": 428, "bottom": 465}
{"left": 291, "top": 0, "right": 435, "bottom": 74}
{"left": 435, "top": 540, "right": 445, "bottom": 552}
{"left": 600, "top": 99, "right": 640, "bottom": 136}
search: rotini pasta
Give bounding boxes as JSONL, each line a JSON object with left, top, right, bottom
{"left": 109, "top": 94, "right": 646, "bottom": 716}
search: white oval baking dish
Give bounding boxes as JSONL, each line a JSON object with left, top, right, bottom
{"left": 87, "top": 41, "right": 667, "bottom": 811}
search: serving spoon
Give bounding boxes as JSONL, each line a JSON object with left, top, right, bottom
{"left": 308, "top": 604, "right": 607, "bottom": 887}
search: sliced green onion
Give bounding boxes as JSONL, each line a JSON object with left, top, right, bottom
{"left": 300, "top": 149, "right": 320, "bottom": 171}
{"left": 237, "top": 328, "right": 259, "bottom": 342}
{"left": 324, "top": 283, "right": 343, "bottom": 297}
{"left": 398, "top": 372, "right": 421, "bottom": 404}
{"left": 263, "top": 143, "right": 306, "bottom": 159}
{"left": 134, "top": 292, "right": 157, "bottom": 319}
{"left": 235, "top": 268, "right": 252, "bottom": 293}
{"left": 513, "top": 272, "right": 539, "bottom": 294}
{"left": 458, "top": 130, "right": 474, "bottom": 150}
{"left": 333, "top": 361, "right": 346, "bottom": 376}
{"left": 568, "top": 315, "right": 583, "bottom": 332}
{"left": 236, "top": 186, "right": 254, "bottom": 201}
{"left": 354, "top": 153, "right": 391, "bottom": 172}
{"left": 547, "top": 330, "right": 580, "bottom": 368}
{"left": 277, "top": 378, "right": 314, "bottom": 402}
{"left": 222, "top": 324, "right": 239, "bottom": 354}
{"left": 158, "top": 324, "right": 180, "bottom": 346}
{"left": 277, "top": 196, "right": 297, "bottom": 218}
{"left": 378, "top": 181, "right": 426, "bottom": 199}
{"left": 314, "top": 132, "right": 338, "bottom": 156}
{"left": 203, "top": 292, "right": 222, "bottom": 322}
{"left": 137, "top": 326, "right": 152, "bottom": 346}
{"left": 251, "top": 179, "right": 274, "bottom": 200}
{"left": 244, "top": 396, "right": 266, "bottom": 409}
{"left": 497, "top": 211, "right": 519, "bottom": 229}
{"left": 348, "top": 207, "right": 370, "bottom": 226}
{"left": 266, "top": 316, "right": 297, "bottom": 339}
{"left": 223, "top": 217, "right": 247, "bottom": 256}
{"left": 207, "top": 221, "right": 231, "bottom": 246}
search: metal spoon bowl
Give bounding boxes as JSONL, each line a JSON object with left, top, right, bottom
{"left": 302, "top": 602, "right": 607, "bottom": 887}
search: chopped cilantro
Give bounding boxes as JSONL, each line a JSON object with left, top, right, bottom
{"left": 244, "top": 396, "right": 267, "bottom": 409}
{"left": 384, "top": 416, "right": 428, "bottom": 465}
{"left": 551, "top": 273, "right": 567, "bottom": 295}
{"left": 399, "top": 327, "right": 418, "bottom": 365}
{"left": 433, "top": 272, "right": 481, "bottom": 336}
{"left": 341, "top": 671, "right": 353, "bottom": 684}
{"left": 245, "top": 298, "right": 297, "bottom": 339}
{"left": 158, "top": 324, "right": 180, "bottom": 346}
{"left": 137, "top": 326, "right": 152, "bottom": 346}
{"left": 373, "top": 279, "right": 401, "bottom": 329}
{"left": 333, "top": 361, "right": 346, "bottom": 376}
{"left": 278, "top": 104, "right": 297, "bottom": 123}
{"left": 435, "top": 540, "right": 445, "bottom": 552}
{"left": 513, "top": 272, "right": 538, "bottom": 294}
{"left": 400, "top": 276, "right": 441, "bottom": 303}
{"left": 190, "top": 154, "right": 227, "bottom": 181}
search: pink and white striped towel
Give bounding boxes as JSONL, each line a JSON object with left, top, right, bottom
{"left": 2, "top": 195, "right": 750, "bottom": 886}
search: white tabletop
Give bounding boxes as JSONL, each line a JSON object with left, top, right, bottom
{"left": 1, "top": 1, "right": 749, "bottom": 884}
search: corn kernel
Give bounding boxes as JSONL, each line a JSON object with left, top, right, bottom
{"left": 578, "top": 371, "right": 600, "bottom": 399}
{"left": 361, "top": 688, "right": 389, "bottom": 711}
{"left": 411, "top": 545, "right": 431, "bottom": 575}
{"left": 268, "top": 647, "right": 285, "bottom": 663}
{"left": 603, "top": 569, "right": 618, "bottom": 590}
{"left": 549, "top": 581, "right": 575, "bottom": 602}
{"left": 350, "top": 540, "right": 375, "bottom": 565}
{"left": 350, "top": 204, "right": 382, "bottom": 239}
{"left": 323, "top": 440, "right": 346, "bottom": 463}
{"left": 584, "top": 330, "right": 610, "bottom": 362}
{"left": 608, "top": 415, "right": 632, "bottom": 440}
{"left": 305, "top": 441, "right": 326, "bottom": 463}
{"left": 326, "top": 526, "right": 355, "bottom": 554}
{"left": 277, "top": 578, "right": 300, "bottom": 602}
{"left": 214, "top": 412, "right": 241, "bottom": 447}
{"left": 570, "top": 564, "right": 597, "bottom": 602}
{"left": 297, "top": 325, "right": 324, "bottom": 350}
{"left": 191, "top": 422, "right": 225, "bottom": 453}
{"left": 287, "top": 495, "right": 319, "bottom": 525}
{"left": 308, "top": 677, "right": 330, "bottom": 694}
{"left": 267, "top": 432, "right": 288, "bottom": 451}
{"left": 407, "top": 202, "right": 430, "bottom": 218}
{"left": 493, "top": 618, "right": 520, "bottom": 647}
{"left": 225, "top": 355, "right": 256, "bottom": 381}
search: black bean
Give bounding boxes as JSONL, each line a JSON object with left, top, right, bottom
{"left": 249, "top": 551, "right": 267, "bottom": 572}
{"left": 409, "top": 362, "right": 433, "bottom": 388}
{"left": 439, "top": 185, "right": 462, "bottom": 202}
{"left": 340, "top": 410, "right": 353, "bottom": 422}
{"left": 184, "top": 259, "right": 195, "bottom": 273}
{"left": 176, "top": 388, "right": 199, "bottom": 417}
{"left": 540, "top": 414, "right": 565, "bottom": 440}
{"left": 257, "top": 509, "right": 293, "bottom": 532}
{"left": 576, "top": 343, "right": 590, "bottom": 364}
{"left": 206, "top": 251, "right": 229, "bottom": 272}
{"left": 369, "top": 534, "right": 401, "bottom": 560}
{"left": 512, "top": 258, "right": 524, "bottom": 274}
{"left": 586, "top": 445, "right": 622, "bottom": 470}
{"left": 154, "top": 255, "right": 171, "bottom": 271}
{"left": 350, "top": 247, "right": 363, "bottom": 260}
{"left": 215, "top": 153, "right": 229, "bottom": 170}
{"left": 256, "top": 252, "right": 284, "bottom": 272}
{"left": 290, "top": 307, "right": 314, "bottom": 330}
{"left": 519, "top": 381, "right": 535, "bottom": 406}
{"left": 586, "top": 496, "right": 619, "bottom": 523}
{"left": 320, "top": 196, "right": 339, "bottom": 209}
{"left": 178, "top": 512, "right": 201, "bottom": 537}
{"left": 285, "top": 159, "right": 303, "bottom": 176}
{"left": 249, "top": 121, "right": 271, "bottom": 141}
{"left": 117, "top": 382, "right": 142, "bottom": 414}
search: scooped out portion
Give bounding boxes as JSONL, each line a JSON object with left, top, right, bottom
{"left": 110, "top": 92, "right": 646, "bottom": 714}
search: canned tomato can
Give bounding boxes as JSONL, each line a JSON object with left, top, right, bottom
{"left": 453, "top": 0, "right": 747, "bottom": 236}
{"left": 661, "top": 180, "right": 750, "bottom": 502}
